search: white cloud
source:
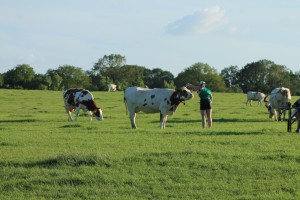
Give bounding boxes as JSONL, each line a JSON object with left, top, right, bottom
{"left": 165, "top": 6, "right": 227, "bottom": 36}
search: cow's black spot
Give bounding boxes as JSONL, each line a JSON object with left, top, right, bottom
{"left": 152, "top": 102, "right": 154, "bottom": 105}
{"left": 143, "top": 103, "right": 147, "bottom": 106}
{"left": 167, "top": 100, "right": 170, "bottom": 105}
{"left": 151, "top": 95, "right": 155, "bottom": 99}
{"left": 144, "top": 98, "right": 147, "bottom": 102}
{"left": 164, "top": 98, "right": 167, "bottom": 101}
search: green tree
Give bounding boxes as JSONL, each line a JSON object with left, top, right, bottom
{"left": 91, "top": 54, "right": 126, "bottom": 83}
{"left": 30, "top": 74, "right": 50, "bottom": 90}
{"left": 46, "top": 69, "right": 63, "bottom": 90}
{"left": 3, "top": 64, "right": 35, "bottom": 89}
{"left": 221, "top": 66, "right": 239, "bottom": 88}
{"left": 236, "top": 59, "right": 292, "bottom": 93}
{"left": 118, "top": 65, "right": 147, "bottom": 89}
{"left": 0, "top": 73, "right": 4, "bottom": 88}
{"left": 288, "top": 71, "right": 300, "bottom": 96}
{"left": 144, "top": 68, "right": 174, "bottom": 88}
{"left": 236, "top": 60, "right": 270, "bottom": 93}
{"left": 266, "top": 64, "right": 290, "bottom": 91}
{"left": 56, "top": 65, "right": 90, "bottom": 90}
{"left": 175, "top": 62, "right": 225, "bottom": 92}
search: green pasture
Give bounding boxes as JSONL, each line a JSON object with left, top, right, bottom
{"left": 0, "top": 89, "right": 300, "bottom": 199}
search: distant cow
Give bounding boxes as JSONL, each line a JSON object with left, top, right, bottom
{"left": 246, "top": 91, "right": 266, "bottom": 106}
{"left": 107, "top": 84, "right": 117, "bottom": 92}
{"left": 264, "top": 87, "right": 291, "bottom": 121}
{"left": 63, "top": 88, "right": 103, "bottom": 121}
{"left": 124, "top": 86, "right": 194, "bottom": 129}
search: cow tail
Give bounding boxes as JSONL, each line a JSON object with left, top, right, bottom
{"left": 124, "top": 97, "right": 128, "bottom": 115}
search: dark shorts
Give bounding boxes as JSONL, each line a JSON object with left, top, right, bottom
{"left": 200, "top": 99, "right": 212, "bottom": 110}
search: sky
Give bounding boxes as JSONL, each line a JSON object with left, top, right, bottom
{"left": 1, "top": 0, "right": 299, "bottom": 76}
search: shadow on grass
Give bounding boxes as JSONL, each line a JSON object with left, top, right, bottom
{"left": 0, "top": 153, "right": 112, "bottom": 168}
{"left": 183, "top": 131, "right": 265, "bottom": 136}
{"left": 151, "top": 119, "right": 200, "bottom": 124}
{"left": 213, "top": 118, "right": 270, "bottom": 123}
{"left": 162, "top": 118, "right": 270, "bottom": 124}
{"left": 0, "top": 142, "right": 18, "bottom": 146}
{"left": 59, "top": 124, "right": 81, "bottom": 128}
{"left": 0, "top": 119, "right": 38, "bottom": 123}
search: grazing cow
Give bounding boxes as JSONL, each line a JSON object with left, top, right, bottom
{"left": 107, "top": 84, "right": 117, "bottom": 92}
{"left": 246, "top": 91, "right": 266, "bottom": 106}
{"left": 124, "top": 86, "right": 194, "bottom": 129}
{"left": 264, "top": 87, "right": 291, "bottom": 121}
{"left": 63, "top": 88, "right": 103, "bottom": 121}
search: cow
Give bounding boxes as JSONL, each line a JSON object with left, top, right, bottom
{"left": 263, "top": 87, "right": 291, "bottom": 121}
{"left": 107, "top": 84, "right": 117, "bottom": 92}
{"left": 124, "top": 86, "right": 194, "bottom": 129}
{"left": 246, "top": 91, "right": 266, "bottom": 106}
{"left": 63, "top": 88, "right": 103, "bottom": 121}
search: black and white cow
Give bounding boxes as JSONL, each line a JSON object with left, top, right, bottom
{"left": 124, "top": 86, "right": 194, "bottom": 128}
{"left": 63, "top": 88, "right": 103, "bottom": 121}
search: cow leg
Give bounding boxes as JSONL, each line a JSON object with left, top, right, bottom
{"left": 282, "top": 109, "right": 286, "bottom": 121}
{"left": 130, "top": 112, "right": 137, "bottom": 129}
{"left": 88, "top": 111, "right": 93, "bottom": 121}
{"left": 277, "top": 108, "right": 282, "bottom": 121}
{"left": 274, "top": 108, "right": 280, "bottom": 121}
{"left": 67, "top": 111, "right": 73, "bottom": 121}
{"left": 75, "top": 107, "right": 80, "bottom": 121}
{"left": 65, "top": 106, "right": 73, "bottom": 121}
{"left": 160, "top": 112, "right": 168, "bottom": 128}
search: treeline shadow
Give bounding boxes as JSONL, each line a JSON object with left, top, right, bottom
{"left": 151, "top": 118, "right": 269, "bottom": 124}
{"left": 183, "top": 131, "right": 265, "bottom": 136}
{"left": 213, "top": 118, "right": 270, "bottom": 123}
{"left": 0, "top": 153, "right": 111, "bottom": 168}
{"left": 0, "top": 119, "right": 38, "bottom": 123}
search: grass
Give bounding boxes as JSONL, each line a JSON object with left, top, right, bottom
{"left": 0, "top": 89, "right": 300, "bottom": 199}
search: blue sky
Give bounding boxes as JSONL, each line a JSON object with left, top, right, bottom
{"left": 1, "top": 0, "right": 299, "bottom": 76}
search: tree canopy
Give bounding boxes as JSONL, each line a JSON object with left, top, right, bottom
{"left": 175, "top": 62, "right": 225, "bottom": 92}
{"left": 1, "top": 55, "right": 300, "bottom": 95}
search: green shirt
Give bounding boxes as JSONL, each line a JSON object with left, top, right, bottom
{"left": 198, "top": 87, "right": 211, "bottom": 100}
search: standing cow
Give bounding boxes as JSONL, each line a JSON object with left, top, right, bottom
{"left": 63, "top": 88, "right": 103, "bottom": 121}
{"left": 124, "top": 86, "right": 194, "bottom": 129}
{"left": 264, "top": 87, "right": 291, "bottom": 121}
{"left": 246, "top": 91, "right": 266, "bottom": 106}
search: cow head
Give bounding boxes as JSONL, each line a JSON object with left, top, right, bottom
{"left": 94, "top": 107, "right": 104, "bottom": 121}
{"left": 171, "top": 86, "right": 194, "bottom": 105}
{"left": 264, "top": 95, "right": 275, "bottom": 118}
{"left": 180, "top": 86, "right": 194, "bottom": 100}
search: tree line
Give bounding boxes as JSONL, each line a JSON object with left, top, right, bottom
{"left": 1, "top": 54, "right": 300, "bottom": 95}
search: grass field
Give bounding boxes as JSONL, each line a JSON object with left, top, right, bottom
{"left": 0, "top": 89, "right": 300, "bottom": 199}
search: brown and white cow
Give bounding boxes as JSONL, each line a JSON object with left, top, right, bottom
{"left": 124, "top": 86, "right": 194, "bottom": 129}
{"left": 63, "top": 88, "right": 103, "bottom": 121}
{"left": 264, "top": 87, "right": 291, "bottom": 121}
{"left": 246, "top": 91, "right": 266, "bottom": 106}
